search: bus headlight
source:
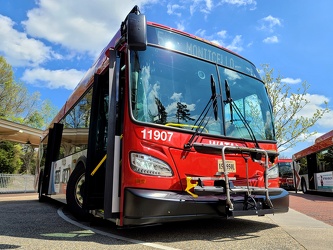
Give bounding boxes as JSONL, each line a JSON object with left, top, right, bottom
{"left": 130, "top": 153, "right": 173, "bottom": 177}
{"left": 267, "top": 165, "right": 279, "bottom": 179}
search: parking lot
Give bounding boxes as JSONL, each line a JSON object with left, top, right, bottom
{"left": 0, "top": 192, "right": 332, "bottom": 250}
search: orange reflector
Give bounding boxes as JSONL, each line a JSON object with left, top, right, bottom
{"left": 135, "top": 179, "right": 146, "bottom": 184}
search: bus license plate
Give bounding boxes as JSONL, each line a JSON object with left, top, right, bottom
{"left": 218, "top": 159, "right": 236, "bottom": 173}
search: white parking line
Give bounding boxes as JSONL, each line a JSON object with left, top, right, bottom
{"left": 57, "top": 207, "right": 181, "bottom": 250}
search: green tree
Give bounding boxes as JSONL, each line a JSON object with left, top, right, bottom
{"left": 20, "top": 144, "right": 37, "bottom": 174}
{"left": 0, "top": 56, "right": 13, "bottom": 87}
{"left": 0, "top": 56, "right": 58, "bottom": 173}
{"left": 13, "top": 99, "right": 57, "bottom": 129}
{"left": 0, "top": 56, "right": 57, "bottom": 129}
{"left": 261, "top": 64, "right": 329, "bottom": 152}
{"left": 0, "top": 141, "right": 22, "bottom": 173}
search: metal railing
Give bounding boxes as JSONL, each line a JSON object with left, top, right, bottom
{"left": 0, "top": 174, "right": 36, "bottom": 193}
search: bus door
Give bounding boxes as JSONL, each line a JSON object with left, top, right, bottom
{"left": 103, "top": 49, "right": 124, "bottom": 219}
{"left": 307, "top": 153, "right": 316, "bottom": 189}
{"left": 41, "top": 123, "right": 63, "bottom": 195}
{"left": 84, "top": 49, "right": 124, "bottom": 219}
{"left": 84, "top": 72, "right": 110, "bottom": 210}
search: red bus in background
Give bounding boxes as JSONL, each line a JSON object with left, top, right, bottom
{"left": 37, "top": 6, "right": 288, "bottom": 227}
{"left": 294, "top": 130, "right": 333, "bottom": 194}
{"left": 277, "top": 159, "right": 295, "bottom": 190}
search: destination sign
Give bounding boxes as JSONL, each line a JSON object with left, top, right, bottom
{"left": 147, "top": 25, "right": 260, "bottom": 79}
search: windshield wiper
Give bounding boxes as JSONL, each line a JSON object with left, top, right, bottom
{"left": 184, "top": 74, "right": 219, "bottom": 149}
{"left": 211, "top": 75, "right": 218, "bottom": 120}
{"left": 224, "top": 79, "right": 261, "bottom": 150}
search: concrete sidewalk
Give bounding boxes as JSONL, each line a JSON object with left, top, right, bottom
{"left": 268, "top": 209, "right": 333, "bottom": 250}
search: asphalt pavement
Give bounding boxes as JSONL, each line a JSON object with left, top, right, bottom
{"left": 0, "top": 192, "right": 332, "bottom": 250}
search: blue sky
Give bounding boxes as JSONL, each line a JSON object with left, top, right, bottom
{"left": 0, "top": 0, "right": 332, "bottom": 157}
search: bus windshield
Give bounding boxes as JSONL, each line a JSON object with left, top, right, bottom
{"left": 130, "top": 27, "right": 275, "bottom": 141}
{"left": 278, "top": 162, "right": 293, "bottom": 178}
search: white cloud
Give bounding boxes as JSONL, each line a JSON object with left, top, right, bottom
{"left": 21, "top": 68, "right": 85, "bottom": 90}
{"left": 0, "top": 0, "right": 156, "bottom": 91}
{"left": 188, "top": 0, "right": 256, "bottom": 16}
{"left": 263, "top": 15, "right": 282, "bottom": 26}
{"left": 294, "top": 93, "right": 329, "bottom": 119}
{"left": 189, "top": 0, "right": 215, "bottom": 15}
{"left": 263, "top": 35, "right": 279, "bottom": 43}
{"left": 220, "top": 0, "right": 257, "bottom": 10}
{"left": 314, "top": 107, "right": 333, "bottom": 128}
{"left": 176, "top": 22, "right": 185, "bottom": 31}
{"left": 281, "top": 77, "right": 302, "bottom": 84}
{"left": 246, "top": 41, "right": 253, "bottom": 47}
{"left": 0, "top": 15, "right": 60, "bottom": 67}
{"left": 226, "top": 35, "right": 243, "bottom": 52}
{"left": 299, "top": 94, "right": 333, "bottom": 129}
{"left": 259, "top": 15, "right": 282, "bottom": 32}
{"left": 275, "top": 93, "right": 329, "bottom": 125}
{"left": 196, "top": 30, "right": 242, "bottom": 53}
{"left": 205, "top": 0, "right": 213, "bottom": 11}
{"left": 22, "top": 0, "right": 153, "bottom": 57}
{"left": 217, "top": 30, "right": 227, "bottom": 39}
{"left": 195, "top": 29, "right": 207, "bottom": 38}
{"left": 299, "top": 132, "right": 318, "bottom": 143}
{"left": 275, "top": 92, "right": 330, "bottom": 156}
{"left": 211, "top": 39, "right": 222, "bottom": 46}
{"left": 167, "top": 4, "right": 184, "bottom": 16}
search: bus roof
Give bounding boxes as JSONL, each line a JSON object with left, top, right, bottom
{"left": 315, "top": 130, "right": 333, "bottom": 144}
{"left": 293, "top": 130, "right": 333, "bottom": 160}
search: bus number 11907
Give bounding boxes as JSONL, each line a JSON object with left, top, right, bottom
{"left": 141, "top": 129, "right": 173, "bottom": 142}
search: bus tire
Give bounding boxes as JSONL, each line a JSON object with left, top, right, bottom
{"left": 66, "top": 162, "right": 88, "bottom": 219}
{"left": 301, "top": 179, "right": 308, "bottom": 194}
{"left": 38, "top": 170, "right": 46, "bottom": 202}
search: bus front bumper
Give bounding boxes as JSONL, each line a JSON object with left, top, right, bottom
{"left": 123, "top": 187, "right": 289, "bottom": 226}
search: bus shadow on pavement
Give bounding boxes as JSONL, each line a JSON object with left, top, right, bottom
{"left": 0, "top": 197, "right": 281, "bottom": 248}
{"left": 0, "top": 244, "right": 20, "bottom": 249}
{"left": 67, "top": 207, "right": 280, "bottom": 244}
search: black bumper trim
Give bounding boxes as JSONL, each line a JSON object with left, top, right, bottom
{"left": 123, "top": 187, "right": 289, "bottom": 226}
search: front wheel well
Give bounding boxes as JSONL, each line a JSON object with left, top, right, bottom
{"left": 66, "top": 159, "right": 88, "bottom": 219}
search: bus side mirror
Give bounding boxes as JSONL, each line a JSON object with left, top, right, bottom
{"left": 127, "top": 13, "right": 147, "bottom": 51}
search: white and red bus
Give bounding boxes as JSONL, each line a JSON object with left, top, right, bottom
{"left": 293, "top": 130, "right": 333, "bottom": 194}
{"left": 37, "top": 6, "right": 289, "bottom": 227}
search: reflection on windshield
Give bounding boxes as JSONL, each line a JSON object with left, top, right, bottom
{"left": 278, "top": 163, "right": 293, "bottom": 178}
{"left": 130, "top": 46, "right": 275, "bottom": 141}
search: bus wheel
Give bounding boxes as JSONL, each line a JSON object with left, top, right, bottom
{"left": 66, "top": 163, "right": 87, "bottom": 218}
{"left": 301, "top": 179, "right": 308, "bottom": 194}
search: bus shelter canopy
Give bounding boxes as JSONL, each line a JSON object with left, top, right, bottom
{"left": 0, "top": 119, "right": 43, "bottom": 147}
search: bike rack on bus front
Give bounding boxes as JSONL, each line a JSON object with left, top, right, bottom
{"left": 192, "top": 143, "right": 276, "bottom": 213}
